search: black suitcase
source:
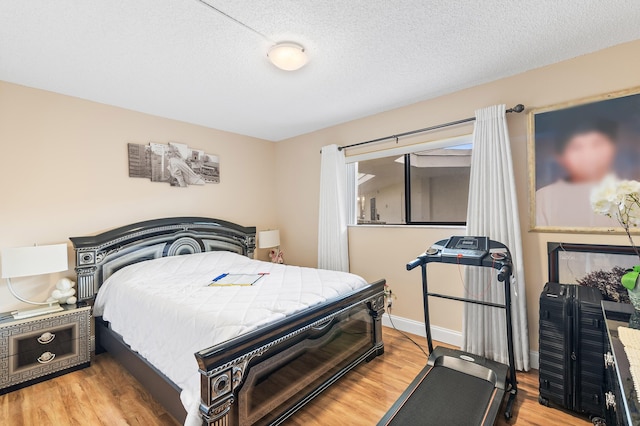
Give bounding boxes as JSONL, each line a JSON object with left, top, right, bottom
{"left": 539, "top": 282, "right": 605, "bottom": 420}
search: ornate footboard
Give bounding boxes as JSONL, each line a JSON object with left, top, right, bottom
{"left": 197, "top": 279, "right": 386, "bottom": 426}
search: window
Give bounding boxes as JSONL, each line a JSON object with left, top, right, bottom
{"left": 352, "top": 137, "right": 472, "bottom": 225}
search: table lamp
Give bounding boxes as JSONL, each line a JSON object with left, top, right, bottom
{"left": 1, "top": 244, "right": 68, "bottom": 319}
{"left": 258, "top": 230, "right": 284, "bottom": 264}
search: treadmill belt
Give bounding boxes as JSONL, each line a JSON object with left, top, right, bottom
{"left": 387, "top": 366, "right": 496, "bottom": 426}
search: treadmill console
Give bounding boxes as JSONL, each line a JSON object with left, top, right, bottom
{"left": 440, "top": 236, "right": 489, "bottom": 265}
{"left": 408, "top": 236, "right": 511, "bottom": 270}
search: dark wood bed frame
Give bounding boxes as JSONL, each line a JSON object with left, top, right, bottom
{"left": 70, "top": 217, "right": 385, "bottom": 425}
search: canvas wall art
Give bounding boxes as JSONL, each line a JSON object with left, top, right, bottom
{"left": 528, "top": 87, "right": 640, "bottom": 232}
{"left": 548, "top": 242, "right": 637, "bottom": 303}
{"left": 128, "top": 142, "right": 220, "bottom": 187}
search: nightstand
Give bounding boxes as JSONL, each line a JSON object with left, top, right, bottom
{"left": 602, "top": 301, "right": 639, "bottom": 425}
{"left": 0, "top": 305, "right": 90, "bottom": 394}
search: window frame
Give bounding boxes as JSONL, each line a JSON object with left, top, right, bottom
{"left": 348, "top": 134, "right": 472, "bottom": 226}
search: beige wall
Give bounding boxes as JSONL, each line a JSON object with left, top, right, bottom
{"left": 0, "top": 81, "right": 276, "bottom": 312}
{"left": 349, "top": 226, "right": 465, "bottom": 331}
{"left": 275, "top": 40, "right": 640, "bottom": 351}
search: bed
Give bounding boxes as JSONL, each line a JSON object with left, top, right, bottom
{"left": 70, "top": 217, "right": 385, "bottom": 426}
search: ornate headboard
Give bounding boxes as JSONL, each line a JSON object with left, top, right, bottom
{"left": 70, "top": 217, "right": 256, "bottom": 301}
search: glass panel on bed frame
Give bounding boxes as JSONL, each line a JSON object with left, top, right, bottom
{"left": 197, "top": 295, "right": 383, "bottom": 426}
{"left": 238, "top": 304, "right": 373, "bottom": 424}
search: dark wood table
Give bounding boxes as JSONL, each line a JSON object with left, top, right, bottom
{"left": 602, "top": 301, "right": 640, "bottom": 425}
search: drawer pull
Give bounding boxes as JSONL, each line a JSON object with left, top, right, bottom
{"left": 604, "top": 352, "right": 615, "bottom": 368}
{"left": 37, "top": 332, "right": 56, "bottom": 344}
{"left": 37, "top": 352, "right": 56, "bottom": 364}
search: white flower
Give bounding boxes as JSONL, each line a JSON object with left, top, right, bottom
{"left": 619, "top": 179, "right": 640, "bottom": 193}
{"left": 591, "top": 175, "right": 622, "bottom": 217}
{"left": 592, "top": 176, "right": 640, "bottom": 229}
{"left": 629, "top": 208, "right": 640, "bottom": 227}
{"left": 591, "top": 176, "right": 640, "bottom": 269}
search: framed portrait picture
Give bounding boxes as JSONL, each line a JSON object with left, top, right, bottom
{"left": 548, "top": 242, "right": 637, "bottom": 303}
{"left": 528, "top": 87, "right": 640, "bottom": 232}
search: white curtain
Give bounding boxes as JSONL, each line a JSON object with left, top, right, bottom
{"left": 318, "top": 144, "right": 350, "bottom": 271}
{"left": 345, "top": 162, "right": 357, "bottom": 226}
{"left": 463, "top": 105, "right": 530, "bottom": 371}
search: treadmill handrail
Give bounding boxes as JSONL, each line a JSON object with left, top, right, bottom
{"left": 406, "top": 254, "right": 426, "bottom": 271}
{"left": 406, "top": 256, "right": 512, "bottom": 272}
{"left": 406, "top": 237, "right": 513, "bottom": 272}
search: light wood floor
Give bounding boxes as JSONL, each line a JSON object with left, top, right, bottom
{"left": 0, "top": 327, "right": 591, "bottom": 426}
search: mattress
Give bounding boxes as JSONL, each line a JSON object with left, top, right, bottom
{"left": 93, "top": 251, "right": 368, "bottom": 425}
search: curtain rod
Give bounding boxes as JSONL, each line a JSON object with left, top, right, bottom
{"left": 333, "top": 104, "right": 525, "bottom": 152}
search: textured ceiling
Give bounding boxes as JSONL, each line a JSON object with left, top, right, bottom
{"left": 1, "top": 1, "right": 640, "bottom": 141}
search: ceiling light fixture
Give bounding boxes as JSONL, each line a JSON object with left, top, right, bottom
{"left": 268, "top": 42, "right": 309, "bottom": 71}
{"left": 195, "top": 1, "right": 309, "bottom": 72}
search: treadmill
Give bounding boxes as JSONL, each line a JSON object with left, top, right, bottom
{"left": 378, "top": 236, "right": 518, "bottom": 425}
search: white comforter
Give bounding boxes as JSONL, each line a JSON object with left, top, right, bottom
{"left": 93, "top": 251, "right": 368, "bottom": 425}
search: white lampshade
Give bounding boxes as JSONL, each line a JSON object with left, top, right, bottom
{"left": 1, "top": 244, "right": 68, "bottom": 278}
{"left": 268, "top": 42, "right": 308, "bottom": 71}
{"left": 258, "top": 230, "right": 280, "bottom": 249}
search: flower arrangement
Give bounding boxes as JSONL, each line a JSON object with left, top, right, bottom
{"left": 591, "top": 175, "right": 640, "bottom": 290}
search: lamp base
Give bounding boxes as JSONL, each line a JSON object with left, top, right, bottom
{"left": 12, "top": 303, "right": 63, "bottom": 320}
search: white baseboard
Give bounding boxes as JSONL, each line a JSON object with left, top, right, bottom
{"left": 382, "top": 313, "right": 539, "bottom": 370}
{"left": 382, "top": 313, "right": 462, "bottom": 347}
{"left": 529, "top": 351, "right": 539, "bottom": 370}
